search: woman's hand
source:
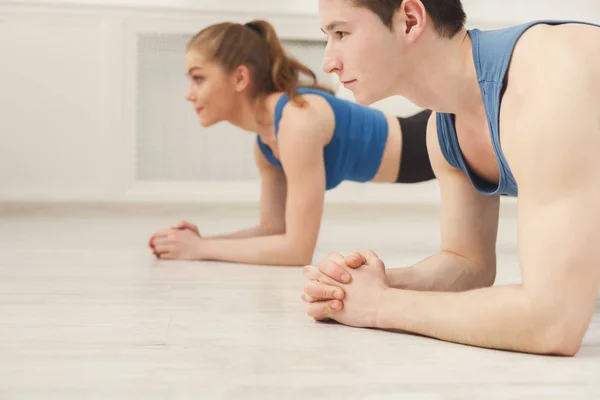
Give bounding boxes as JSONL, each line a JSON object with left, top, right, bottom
{"left": 149, "top": 220, "right": 202, "bottom": 259}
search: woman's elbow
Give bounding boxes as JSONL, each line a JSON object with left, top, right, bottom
{"left": 284, "top": 237, "right": 316, "bottom": 266}
{"left": 287, "top": 248, "right": 314, "bottom": 266}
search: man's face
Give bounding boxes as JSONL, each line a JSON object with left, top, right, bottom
{"left": 319, "top": 0, "right": 406, "bottom": 105}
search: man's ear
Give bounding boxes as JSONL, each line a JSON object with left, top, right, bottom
{"left": 397, "top": 0, "right": 427, "bottom": 43}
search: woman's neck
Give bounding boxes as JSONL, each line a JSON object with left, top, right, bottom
{"left": 228, "top": 92, "right": 283, "bottom": 139}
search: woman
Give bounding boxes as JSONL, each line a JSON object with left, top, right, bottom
{"left": 148, "top": 20, "right": 434, "bottom": 266}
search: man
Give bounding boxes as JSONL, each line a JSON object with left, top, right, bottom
{"left": 301, "top": 0, "right": 600, "bottom": 356}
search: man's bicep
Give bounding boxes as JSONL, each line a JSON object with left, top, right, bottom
{"left": 518, "top": 188, "right": 600, "bottom": 302}
{"left": 510, "top": 87, "right": 600, "bottom": 312}
{"left": 516, "top": 185, "right": 600, "bottom": 350}
{"left": 502, "top": 67, "right": 600, "bottom": 345}
{"left": 426, "top": 112, "right": 500, "bottom": 267}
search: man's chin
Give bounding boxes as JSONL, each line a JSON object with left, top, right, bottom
{"left": 352, "top": 91, "right": 381, "bottom": 107}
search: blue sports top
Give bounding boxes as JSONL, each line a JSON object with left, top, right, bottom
{"left": 436, "top": 20, "right": 600, "bottom": 197}
{"left": 256, "top": 88, "right": 389, "bottom": 190}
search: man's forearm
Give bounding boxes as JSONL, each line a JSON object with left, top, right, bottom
{"left": 386, "top": 251, "right": 495, "bottom": 292}
{"left": 376, "top": 285, "right": 569, "bottom": 355}
{"left": 201, "top": 234, "right": 312, "bottom": 266}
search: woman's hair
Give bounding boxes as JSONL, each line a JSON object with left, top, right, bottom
{"left": 187, "top": 20, "right": 334, "bottom": 107}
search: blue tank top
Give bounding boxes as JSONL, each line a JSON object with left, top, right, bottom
{"left": 257, "top": 88, "right": 389, "bottom": 190}
{"left": 436, "top": 20, "right": 600, "bottom": 197}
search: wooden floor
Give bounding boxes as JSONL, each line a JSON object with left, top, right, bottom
{"left": 0, "top": 203, "right": 599, "bottom": 399}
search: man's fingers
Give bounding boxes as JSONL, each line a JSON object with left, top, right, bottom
{"left": 303, "top": 265, "right": 340, "bottom": 286}
{"left": 345, "top": 250, "right": 384, "bottom": 269}
{"left": 301, "top": 292, "right": 315, "bottom": 303}
{"left": 304, "top": 281, "right": 345, "bottom": 301}
{"left": 306, "top": 300, "right": 343, "bottom": 321}
{"left": 361, "top": 249, "right": 380, "bottom": 263}
{"left": 326, "top": 251, "right": 345, "bottom": 264}
{"left": 345, "top": 252, "right": 367, "bottom": 269}
{"left": 360, "top": 249, "right": 386, "bottom": 269}
{"left": 318, "top": 258, "right": 351, "bottom": 284}
{"left": 303, "top": 265, "right": 322, "bottom": 280}
{"left": 301, "top": 292, "right": 331, "bottom": 304}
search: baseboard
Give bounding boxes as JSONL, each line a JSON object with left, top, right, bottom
{"left": 0, "top": 180, "right": 519, "bottom": 214}
{"left": 122, "top": 180, "right": 445, "bottom": 205}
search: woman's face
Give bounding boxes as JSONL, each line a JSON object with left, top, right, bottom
{"left": 184, "top": 50, "right": 240, "bottom": 127}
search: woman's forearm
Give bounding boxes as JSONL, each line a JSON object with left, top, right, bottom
{"left": 203, "top": 225, "right": 284, "bottom": 240}
{"left": 200, "top": 234, "right": 313, "bottom": 266}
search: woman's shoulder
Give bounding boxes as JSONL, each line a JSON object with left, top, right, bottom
{"left": 277, "top": 92, "right": 336, "bottom": 145}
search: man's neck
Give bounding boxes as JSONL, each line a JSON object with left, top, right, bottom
{"left": 399, "top": 29, "right": 486, "bottom": 118}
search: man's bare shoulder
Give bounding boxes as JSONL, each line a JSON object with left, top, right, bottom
{"left": 501, "top": 23, "right": 600, "bottom": 167}
{"left": 499, "top": 23, "right": 600, "bottom": 197}
{"left": 506, "top": 22, "right": 600, "bottom": 95}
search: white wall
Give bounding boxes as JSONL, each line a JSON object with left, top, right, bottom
{"left": 463, "top": 0, "right": 600, "bottom": 25}
{"left": 0, "top": 8, "right": 118, "bottom": 201}
{"left": 10, "top": 0, "right": 321, "bottom": 15}
{"left": 0, "top": 1, "right": 328, "bottom": 203}
{"left": 10, "top": 0, "right": 598, "bottom": 22}
{"left": 0, "top": 0, "right": 598, "bottom": 204}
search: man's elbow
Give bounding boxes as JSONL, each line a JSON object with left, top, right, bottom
{"left": 535, "top": 321, "right": 587, "bottom": 356}
{"left": 531, "top": 300, "right": 592, "bottom": 356}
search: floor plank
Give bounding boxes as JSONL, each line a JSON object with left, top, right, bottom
{"left": 0, "top": 204, "right": 598, "bottom": 399}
